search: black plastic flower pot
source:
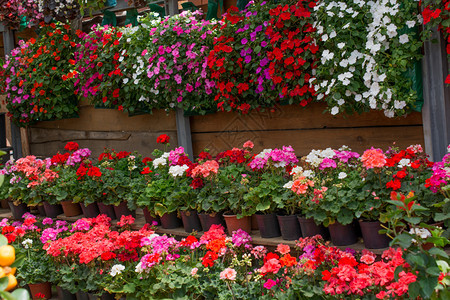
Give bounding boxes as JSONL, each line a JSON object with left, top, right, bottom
{"left": 180, "top": 210, "right": 202, "bottom": 233}
{"left": 57, "top": 286, "right": 77, "bottom": 300}
{"left": 37, "top": 204, "right": 46, "bottom": 217}
{"left": 297, "top": 216, "right": 330, "bottom": 240}
{"left": 160, "top": 212, "right": 182, "bottom": 229}
{"left": 359, "top": 220, "right": 391, "bottom": 249}
{"left": 81, "top": 203, "right": 100, "bottom": 218}
{"left": 43, "top": 201, "right": 64, "bottom": 218}
{"left": 113, "top": 201, "right": 136, "bottom": 219}
{"left": 8, "top": 200, "right": 29, "bottom": 220}
{"left": 76, "top": 290, "right": 89, "bottom": 300}
{"left": 97, "top": 203, "right": 117, "bottom": 220}
{"left": 328, "top": 221, "right": 358, "bottom": 246}
{"left": 255, "top": 213, "right": 281, "bottom": 238}
{"left": 198, "top": 212, "right": 225, "bottom": 231}
{"left": 143, "top": 207, "right": 160, "bottom": 226}
{"left": 277, "top": 214, "right": 302, "bottom": 241}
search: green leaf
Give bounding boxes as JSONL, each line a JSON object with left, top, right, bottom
{"left": 419, "top": 276, "right": 438, "bottom": 298}
{"left": 254, "top": 46, "right": 261, "bottom": 54}
{"left": 433, "top": 212, "right": 450, "bottom": 222}
{"left": 404, "top": 216, "right": 421, "bottom": 225}
{"left": 426, "top": 266, "right": 441, "bottom": 276}
{"left": 0, "top": 235, "right": 8, "bottom": 247}
{"left": 10, "top": 289, "right": 30, "bottom": 300}
{"left": 428, "top": 248, "right": 449, "bottom": 259}
{"left": 11, "top": 254, "right": 25, "bottom": 268}
{"left": 0, "top": 277, "right": 9, "bottom": 291}
{"left": 0, "top": 291, "right": 15, "bottom": 300}
{"left": 394, "top": 233, "right": 412, "bottom": 248}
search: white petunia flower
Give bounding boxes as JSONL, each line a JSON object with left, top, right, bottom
{"left": 399, "top": 34, "right": 409, "bottom": 44}
{"left": 331, "top": 106, "right": 339, "bottom": 115}
{"left": 406, "top": 20, "right": 416, "bottom": 28}
{"left": 337, "top": 43, "right": 345, "bottom": 49}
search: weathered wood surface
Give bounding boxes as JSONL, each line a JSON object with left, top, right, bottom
{"left": 190, "top": 102, "right": 424, "bottom": 156}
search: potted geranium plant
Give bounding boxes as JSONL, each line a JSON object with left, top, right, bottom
{"left": 247, "top": 146, "right": 299, "bottom": 240}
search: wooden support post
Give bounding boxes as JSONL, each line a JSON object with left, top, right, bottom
{"left": 3, "top": 28, "right": 23, "bottom": 159}
{"left": 167, "top": 0, "right": 194, "bottom": 159}
{"left": 422, "top": 27, "right": 450, "bottom": 162}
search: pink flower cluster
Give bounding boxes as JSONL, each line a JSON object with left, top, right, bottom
{"left": 10, "top": 155, "right": 59, "bottom": 188}
{"left": 361, "top": 148, "right": 387, "bottom": 169}
{"left": 425, "top": 152, "right": 450, "bottom": 193}
{"left": 191, "top": 160, "right": 219, "bottom": 178}
{"left": 249, "top": 146, "right": 298, "bottom": 170}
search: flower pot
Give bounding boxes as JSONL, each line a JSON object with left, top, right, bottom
{"left": 113, "top": 201, "right": 136, "bottom": 219}
{"left": 251, "top": 214, "right": 259, "bottom": 230}
{"left": 198, "top": 212, "right": 225, "bottom": 231}
{"left": 180, "top": 210, "right": 202, "bottom": 233}
{"left": 1, "top": 198, "right": 9, "bottom": 209}
{"left": 43, "top": 201, "right": 64, "bottom": 218}
{"left": 359, "top": 220, "right": 391, "bottom": 249}
{"left": 37, "top": 204, "right": 46, "bottom": 217}
{"left": 277, "top": 215, "right": 302, "bottom": 241}
{"left": 255, "top": 213, "right": 281, "bottom": 238}
{"left": 160, "top": 212, "right": 181, "bottom": 229}
{"left": 81, "top": 203, "right": 100, "bottom": 218}
{"left": 28, "top": 282, "right": 52, "bottom": 300}
{"left": 328, "top": 221, "right": 358, "bottom": 246}
{"left": 298, "top": 216, "right": 330, "bottom": 240}
{"left": 97, "top": 203, "right": 117, "bottom": 220}
{"left": 76, "top": 290, "right": 90, "bottom": 300}
{"left": 57, "top": 286, "right": 77, "bottom": 300}
{"left": 61, "top": 200, "right": 82, "bottom": 217}
{"left": 8, "top": 200, "right": 29, "bottom": 220}
{"left": 143, "top": 207, "right": 160, "bottom": 225}
{"left": 223, "top": 214, "right": 251, "bottom": 235}
{"left": 100, "top": 293, "right": 115, "bottom": 300}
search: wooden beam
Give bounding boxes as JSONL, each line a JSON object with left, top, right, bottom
{"left": 422, "top": 27, "right": 450, "bottom": 162}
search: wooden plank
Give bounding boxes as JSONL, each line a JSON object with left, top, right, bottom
{"left": 29, "top": 128, "right": 132, "bottom": 143}
{"left": 192, "top": 125, "right": 424, "bottom": 156}
{"left": 20, "top": 127, "right": 30, "bottom": 156}
{"left": 32, "top": 106, "right": 177, "bottom": 132}
{"left": 15, "top": 28, "right": 37, "bottom": 43}
{"left": 29, "top": 130, "right": 178, "bottom": 158}
{"left": 190, "top": 102, "right": 423, "bottom": 133}
{"left": 422, "top": 27, "right": 450, "bottom": 162}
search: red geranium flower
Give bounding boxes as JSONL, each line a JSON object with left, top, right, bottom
{"left": 65, "top": 141, "right": 79, "bottom": 152}
{"left": 156, "top": 134, "right": 170, "bottom": 144}
{"left": 87, "top": 167, "right": 102, "bottom": 177}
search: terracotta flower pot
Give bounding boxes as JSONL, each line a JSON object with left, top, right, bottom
{"left": 81, "top": 203, "right": 100, "bottom": 218}
{"left": 198, "top": 212, "right": 224, "bottom": 231}
{"left": 328, "top": 221, "right": 358, "bottom": 246}
{"left": 61, "top": 200, "right": 82, "bottom": 217}
{"left": 359, "top": 220, "right": 391, "bottom": 249}
{"left": 113, "top": 201, "right": 136, "bottom": 219}
{"left": 277, "top": 215, "right": 302, "bottom": 241}
{"left": 255, "top": 213, "right": 281, "bottom": 238}
{"left": 8, "top": 200, "right": 29, "bottom": 220}
{"left": 28, "top": 282, "right": 52, "bottom": 300}
{"left": 143, "top": 207, "right": 160, "bottom": 225}
{"left": 160, "top": 212, "right": 182, "bottom": 229}
{"left": 97, "top": 203, "right": 117, "bottom": 220}
{"left": 180, "top": 210, "right": 202, "bottom": 233}
{"left": 298, "top": 216, "right": 330, "bottom": 240}
{"left": 223, "top": 214, "right": 251, "bottom": 235}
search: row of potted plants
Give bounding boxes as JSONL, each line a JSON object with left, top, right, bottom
{"left": 1, "top": 211, "right": 448, "bottom": 300}
{"left": 3, "top": 0, "right": 427, "bottom": 126}
{"left": 0, "top": 136, "right": 448, "bottom": 248}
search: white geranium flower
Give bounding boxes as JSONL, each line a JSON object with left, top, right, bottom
{"left": 398, "top": 158, "right": 411, "bottom": 168}
{"left": 22, "top": 239, "right": 33, "bottom": 249}
{"left": 303, "top": 170, "right": 315, "bottom": 178}
{"left": 338, "top": 172, "right": 347, "bottom": 179}
{"left": 169, "top": 165, "right": 189, "bottom": 178}
{"left": 320, "top": 148, "right": 336, "bottom": 159}
{"left": 399, "top": 34, "right": 409, "bottom": 44}
{"left": 290, "top": 166, "right": 303, "bottom": 175}
{"left": 110, "top": 264, "right": 125, "bottom": 277}
{"left": 409, "top": 228, "right": 431, "bottom": 243}
{"left": 283, "top": 181, "right": 294, "bottom": 189}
